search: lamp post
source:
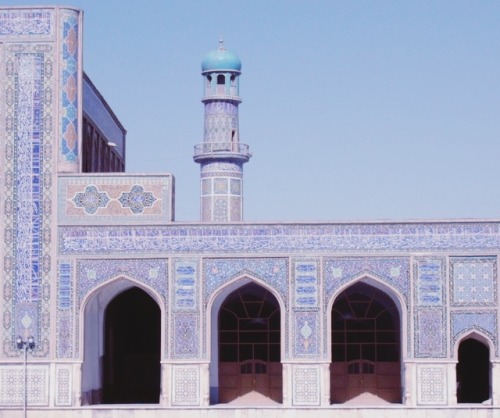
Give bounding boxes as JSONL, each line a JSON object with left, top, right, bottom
{"left": 16, "top": 336, "right": 35, "bottom": 418}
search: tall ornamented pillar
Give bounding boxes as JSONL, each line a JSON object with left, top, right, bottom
{"left": 194, "top": 40, "right": 251, "bottom": 222}
{"left": 0, "top": 6, "right": 82, "bottom": 407}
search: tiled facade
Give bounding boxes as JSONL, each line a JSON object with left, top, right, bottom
{"left": 1, "top": 5, "right": 500, "bottom": 416}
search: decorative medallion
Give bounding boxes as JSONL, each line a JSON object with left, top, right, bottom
{"left": 118, "top": 185, "right": 157, "bottom": 214}
{"left": 72, "top": 185, "right": 110, "bottom": 214}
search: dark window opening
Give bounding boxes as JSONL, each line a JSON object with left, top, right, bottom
{"left": 103, "top": 288, "right": 161, "bottom": 404}
{"left": 217, "top": 74, "right": 225, "bottom": 85}
{"left": 457, "top": 338, "right": 490, "bottom": 403}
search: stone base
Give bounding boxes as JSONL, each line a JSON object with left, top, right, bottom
{"left": 0, "top": 406, "right": 498, "bottom": 418}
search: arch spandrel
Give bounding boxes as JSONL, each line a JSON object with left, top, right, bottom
{"left": 453, "top": 329, "right": 496, "bottom": 359}
{"left": 202, "top": 258, "right": 289, "bottom": 306}
{"left": 76, "top": 259, "right": 168, "bottom": 305}
{"left": 451, "top": 312, "right": 498, "bottom": 357}
{"left": 324, "top": 257, "right": 410, "bottom": 305}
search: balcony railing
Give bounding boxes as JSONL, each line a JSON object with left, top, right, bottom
{"left": 193, "top": 142, "right": 251, "bottom": 161}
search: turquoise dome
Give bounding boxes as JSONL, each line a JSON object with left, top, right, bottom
{"left": 202, "top": 41, "right": 241, "bottom": 73}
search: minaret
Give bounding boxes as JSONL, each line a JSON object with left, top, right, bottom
{"left": 194, "top": 40, "right": 251, "bottom": 222}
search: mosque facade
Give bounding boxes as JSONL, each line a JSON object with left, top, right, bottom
{"left": 0, "top": 6, "right": 499, "bottom": 417}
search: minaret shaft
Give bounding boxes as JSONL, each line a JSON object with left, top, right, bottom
{"left": 195, "top": 42, "right": 250, "bottom": 222}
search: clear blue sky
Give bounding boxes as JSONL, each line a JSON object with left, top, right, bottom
{"left": 6, "top": 1, "right": 500, "bottom": 222}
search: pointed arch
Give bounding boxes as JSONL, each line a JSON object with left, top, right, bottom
{"left": 453, "top": 329, "right": 495, "bottom": 358}
{"left": 455, "top": 331, "right": 492, "bottom": 403}
{"left": 206, "top": 274, "right": 285, "bottom": 405}
{"left": 327, "top": 273, "right": 408, "bottom": 358}
{"left": 328, "top": 274, "right": 406, "bottom": 404}
{"left": 80, "top": 275, "right": 165, "bottom": 405}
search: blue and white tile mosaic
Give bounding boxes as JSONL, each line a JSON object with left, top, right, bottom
{"left": 72, "top": 185, "right": 110, "bottom": 214}
{"left": 203, "top": 258, "right": 288, "bottom": 302}
{"left": 56, "top": 261, "right": 73, "bottom": 358}
{"left": 0, "top": 9, "right": 52, "bottom": 37}
{"left": 293, "top": 311, "right": 320, "bottom": 358}
{"left": 324, "top": 257, "right": 409, "bottom": 303}
{"left": 59, "top": 223, "right": 500, "bottom": 256}
{"left": 451, "top": 311, "right": 497, "bottom": 356}
{"left": 172, "top": 313, "right": 199, "bottom": 359}
{"left": 450, "top": 257, "right": 497, "bottom": 306}
{"left": 60, "top": 9, "right": 79, "bottom": 165}
{"left": 293, "top": 260, "right": 319, "bottom": 308}
{"left": 3, "top": 37, "right": 54, "bottom": 357}
{"left": 173, "top": 260, "right": 199, "bottom": 311}
{"left": 415, "top": 258, "right": 445, "bottom": 306}
{"left": 77, "top": 259, "right": 168, "bottom": 305}
{"left": 415, "top": 307, "right": 446, "bottom": 358}
{"left": 118, "top": 185, "right": 157, "bottom": 214}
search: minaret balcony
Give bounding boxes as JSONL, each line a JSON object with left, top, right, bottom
{"left": 193, "top": 142, "right": 251, "bottom": 162}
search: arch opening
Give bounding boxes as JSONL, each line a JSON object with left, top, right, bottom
{"left": 330, "top": 282, "right": 401, "bottom": 404}
{"left": 102, "top": 287, "right": 161, "bottom": 403}
{"left": 217, "top": 282, "right": 282, "bottom": 404}
{"left": 217, "top": 74, "right": 225, "bottom": 85}
{"left": 457, "top": 338, "right": 490, "bottom": 403}
{"left": 82, "top": 283, "right": 161, "bottom": 405}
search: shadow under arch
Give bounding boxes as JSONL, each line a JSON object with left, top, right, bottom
{"left": 207, "top": 275, "right": 285, "bottom": 405}
{"left": 80, "top": 276, "right": 164, "bottom": 405}
{"left": 327, "top": 274, "right": 406, "bottom": 405}
{"left": 455, "top": 330, "right": 493, "bottom": 403}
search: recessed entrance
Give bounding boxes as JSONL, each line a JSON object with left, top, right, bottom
{"left": 457, "top": 338, "right": 490, "bottom": 403}
{"left": 331, "top": 282, "right": 401, "bottom": 404}
{"left": 218, "top": 282, "right": 282, "bottom": 403}
{"left": 103, "top": 287, "right": 161, "bottom": 403}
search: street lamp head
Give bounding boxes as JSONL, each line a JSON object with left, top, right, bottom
{"left": 27, "top": 336, "right": 35, "bottom": 350}
{"left": 16, "top": 336, "right": 23, "bottom": 350}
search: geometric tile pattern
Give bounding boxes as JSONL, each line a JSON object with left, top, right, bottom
{"left": 417, "top": 365, "right": 447, "bottom": 405}
{"left": 172, "top": 313, "right": 199, "bottom": 359}
{"left": 172, "top": 366, "right": 199, "bottom": 406}
{"left": 450, "top": 257, "right": 496, "bottom": 306}
{"left": 292, "top": 366, "right": 320, "bottom": 405}
{"left": 415, "top": 307, "right": 446, "bottom": 358}
{"left": 55, "top": 365, "right": 72, "bottom": 406}
{"left": 0, "top": 365, "right": 49, "bottom": 405}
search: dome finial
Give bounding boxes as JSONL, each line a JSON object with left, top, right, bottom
{"left": 218, "top": 36, "right": 225, "bottom": 50}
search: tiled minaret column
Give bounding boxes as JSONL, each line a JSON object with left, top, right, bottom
{"left": 194, "top": 40, "right": 251, "bottom": 222}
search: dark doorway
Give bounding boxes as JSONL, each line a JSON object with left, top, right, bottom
{"left": 103, "top": 287, "right": 161, "bottom": 403}
{"left": 218, "top": 283, "right": 282, "bottom": 403}
{"left": 331, "top": 282, "right": 401, "bottom": 403}
{"left": 457, "top": 338, "right": 490, "bottom": 403}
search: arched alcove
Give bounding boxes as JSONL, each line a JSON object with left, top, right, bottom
{"left": 213, "top": 281, "right": 282, "bottom": 404}
{"left": 457, "top": 337, "right": 491, "bottom": 403}
{"left": 81, "top": 279, "right": 162, "bottom": 405}
{"left": 330, "top": 281, "right": 402, "bottom": 404}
